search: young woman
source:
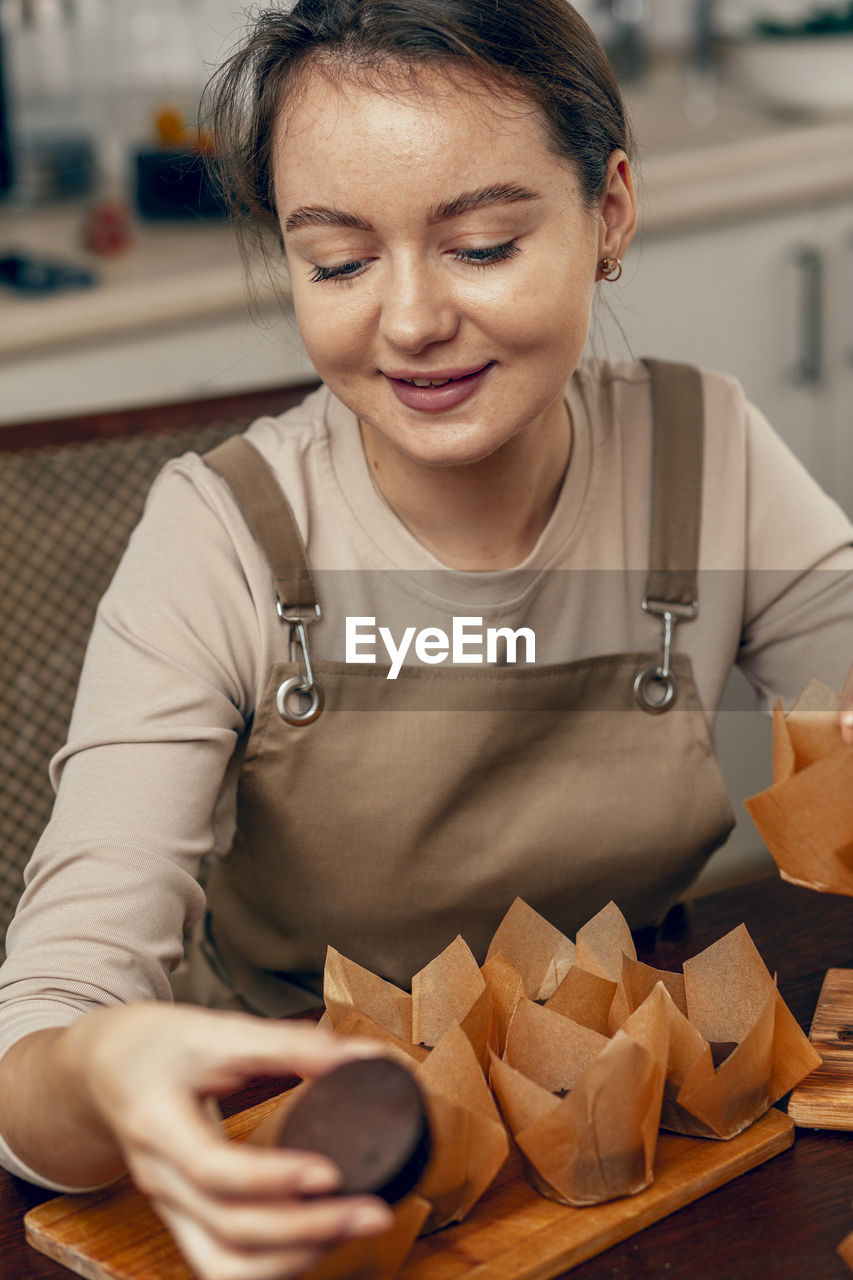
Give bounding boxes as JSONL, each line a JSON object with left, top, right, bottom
{"left": 1, "top": 2, "right": 851, "bottom": 1277}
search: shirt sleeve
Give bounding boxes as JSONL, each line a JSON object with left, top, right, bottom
{"left": 0, "top": 455, "right": 273, "bottom": 1186}
{"left": 736, "top": 400, "right": 853, "bottom": 710}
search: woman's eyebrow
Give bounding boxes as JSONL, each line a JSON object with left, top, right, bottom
{"left": 283, "top": 207, "right": 372, "bottom": 234}
{"left": 428, "top": 184, "right": 541, "bottom": 223}
{"left": 282, "top": 184, "right": 540, "bottom": 236}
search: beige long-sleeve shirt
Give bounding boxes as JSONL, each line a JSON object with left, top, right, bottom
{"left": 1, "top": 359, "right": 851, "bottom": 1187}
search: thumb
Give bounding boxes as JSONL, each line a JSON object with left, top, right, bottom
{"left": 204, "top": 1015, "right": 386, "bottom": 1084}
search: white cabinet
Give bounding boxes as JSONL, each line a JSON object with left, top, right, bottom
{"left": 593, "top": 197, "right": 853, "bottom": 894}
{"left": 595, "top": 197, "right": 853, "bottom": 512}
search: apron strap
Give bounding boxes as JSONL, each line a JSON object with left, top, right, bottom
{"left": 641, "top": 357, "right": 704, "bottom": 614}
{"left": 632, "top": 359, "right": 703, "bottom": 714}
{"left": 203, "top": 436, "right": 317, "bottom": 611}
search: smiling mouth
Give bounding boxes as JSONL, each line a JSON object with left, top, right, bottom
{"left": 390, "top": 363, "right": 493, "bottom": 387}
{"left": 383, "top": 362, "right": 495, "bottom": 413}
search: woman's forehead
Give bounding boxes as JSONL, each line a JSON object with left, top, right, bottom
{"left": 276, "top": 58, "right": 548, "bottom": 155}
{"left": 272, "top": 60, "right": 573, "bottom": 205}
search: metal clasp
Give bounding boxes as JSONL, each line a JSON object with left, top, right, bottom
{"left": 276, "top": 600, "right": 323, "bottom": 725}
{"left": 633, "top": 598, "right": 697, "bottom": 715}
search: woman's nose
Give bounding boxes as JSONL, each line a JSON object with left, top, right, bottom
{"left": 378, "top": 259, "right": 459, "bottom": 354}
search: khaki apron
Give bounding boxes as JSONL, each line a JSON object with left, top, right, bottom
{"left": 176, "top": 360, "right": 735, "bottom": 1016}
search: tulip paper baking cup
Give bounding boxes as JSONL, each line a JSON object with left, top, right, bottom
{"left": 251, "top": 1081, "right": 432, "bottom": 1280}
{"left": 616, "top": 928, "right": 821, "bottom": 1139}
{"left": 489, "top": 984, "right": 669, "bottom": 1205}
{"left": 745, "top": 680, "right": 853, "bottom": 896}
{"left": 840, "top": 1223, "right": 853, "bottom": 1273}
{"left": 322, "top": 934, "right": 497, "bottom": 1070}
{"left": 320, "top": 938, "right": 508, "bottom": 1233}
{"left": 302, "top": 1196, "right": 432, "bottom": 1280}
{"left": 485, "top": 897, "right": 637, "bottom": 1034}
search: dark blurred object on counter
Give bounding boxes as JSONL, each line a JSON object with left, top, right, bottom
{"left": 83, "top": 195, "right": 134, "bottom": 256}
{"left": 754, "top": 1, "right": 853, "bottom": 36}
{"left": 135, "top": 148, "right": 226, "bottom": 221}
{"left": 134, "top": 104, "right": 224, "bottom": 222}
{"left": 14, "top": 134, "right": 94, "bottom": 202}
{"left": 0, "top": 250, "right": 96, "bottom": 294}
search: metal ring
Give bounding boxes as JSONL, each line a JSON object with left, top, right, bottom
{"left": 633, "top": 665, "right": 678, "bottom": 714}
{"left": 276, "top": 676, "right": 323, "bottom": 726}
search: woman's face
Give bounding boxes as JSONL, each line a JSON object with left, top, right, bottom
{"left": 274, "top": 64, "right": 634, "bottom": 470}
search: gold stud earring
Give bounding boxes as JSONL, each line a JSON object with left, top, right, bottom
{"left": 599, "top": 256, "right": 623, "bottom": 281}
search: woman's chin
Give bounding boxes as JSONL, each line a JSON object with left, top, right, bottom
{"left": 363, "top": 421, "right": 517, "bottom": 472}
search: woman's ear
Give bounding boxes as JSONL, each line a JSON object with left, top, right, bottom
{"left": 597, "top": 150, "right": 638, "bottom": 263}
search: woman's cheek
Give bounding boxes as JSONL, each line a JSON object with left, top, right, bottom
{"left": 292, "top": 290, "right": 366, "bottom": 373}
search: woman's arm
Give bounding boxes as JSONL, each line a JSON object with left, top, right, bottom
{"left": 0, "top": 1007, "right": 393, "bottom": 1280}
{"left": 0, "top": 455, "right": 280, "bottom": 1054}
{"left": 0, "top": 454, "right": 389, "bottom": 1278}
{"left": 731, "top": 396, "right": 853, "bottom": 727}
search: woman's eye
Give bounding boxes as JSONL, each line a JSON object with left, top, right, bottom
{"left": 309, "top": 260, "right": 366, "bottom": 284}
{"left": 452, "top": 241, "right": 521, "bottom": 268}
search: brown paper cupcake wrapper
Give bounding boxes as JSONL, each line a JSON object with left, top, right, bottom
{"left": 839, "top": 1227, "right": 853, "bottom": 1273}
{"left": 615, "top": 924, "right": 821, "bottom": 1138}
{"left": 489, "top": 983, "right": 669, "bottom": 1206}
{"left": 413, "top": 1022, "right": 509, "bottom": 1232}
{"left": 745, "top": 681, "right": 853, "bottom": 896}
{"left": 325, "top": 938, "right": 494, "bottom": 1063}
{"left": 485, "top": 896, "right": 576, "bottom": 1000}
{"left": 320, "top": 945, "right": 506, "bottom": 1232}
{"left": 302, "top": 1194, "right": 432, "bottom": 1280}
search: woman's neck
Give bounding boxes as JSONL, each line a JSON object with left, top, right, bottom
{"left": 359, "top": 402, "right": 572, "bottom": 571}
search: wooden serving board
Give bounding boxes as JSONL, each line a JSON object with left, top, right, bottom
{"left": 788, "top": 967, "right": 853, "bottom": 1130}
{"left": 25, "top": 1098, "right": 794, "bottom": 1280}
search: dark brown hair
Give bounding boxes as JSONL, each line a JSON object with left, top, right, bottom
{"left": 204, "top": 0, "right": 633, "bottom": 247}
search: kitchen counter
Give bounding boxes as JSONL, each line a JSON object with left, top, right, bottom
{"left": 640, "top": 113, "right": 853, "bottom": 235}
{"left": 629, "top": 58, "right": 853, "bottom": 235}
{"left": 0, "top": 205, "right": 287, "bottom": 359}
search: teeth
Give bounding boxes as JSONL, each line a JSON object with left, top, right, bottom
{"left": 409, "top": 377, "right": 452, "bottom": 387}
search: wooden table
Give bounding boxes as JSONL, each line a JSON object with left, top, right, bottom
{"left": 2, "top": 875, "right": 853, "bottom": 1280}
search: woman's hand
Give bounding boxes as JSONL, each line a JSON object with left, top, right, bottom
{"left": 841, "top": 663, "right": 853, "bottom": 745}
{"left": 7, "top": 1005, "right": 394, "bottom": 1280}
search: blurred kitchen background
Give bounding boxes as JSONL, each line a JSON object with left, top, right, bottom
{"left": 0, "top": 0, "right": 852, "bottom": 902}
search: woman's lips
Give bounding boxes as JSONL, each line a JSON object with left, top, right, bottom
{"left": 383, "top": 363, "right": 494, "bottom": 413}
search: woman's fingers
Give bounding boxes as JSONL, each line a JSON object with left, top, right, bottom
{"left": 183, "top": 1013, "right": 385, "bottom": 1088}
{"left": 113, "top": 1082, "right": 346, "bottom": 1201}
{"left": 69, "top": 1003, "right": 397, "bottom": 1280}
{"left": 138, "top": 1143, "right": 391, "bottom": 1252}
{"left": 128, "top": 1105, "right": 344, "bottom": 1201}
{"left": 81, "top": 1004, "right": 385, "bottom": 1132}
{"left": 156, "top": 1201, "right": 328, "bottom": 1280}
{"left": 140, "top": 1139, "right": 392, "bottom": 1280}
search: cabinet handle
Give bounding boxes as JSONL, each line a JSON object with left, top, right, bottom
{"left": 848, "top": 229, "right": 853, "bottom": 369}
{"left": 791, "top": 245, "right": 823, "bottom": 386}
